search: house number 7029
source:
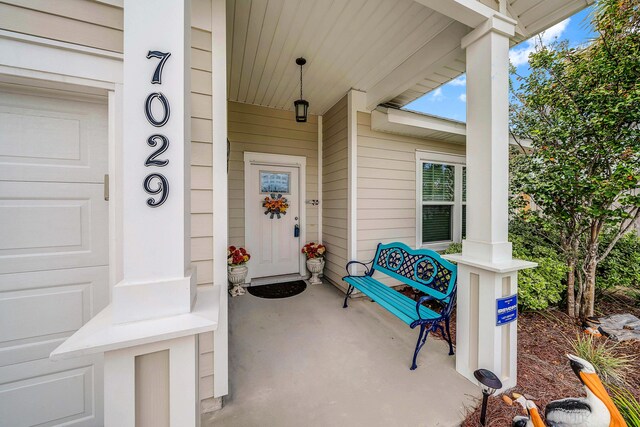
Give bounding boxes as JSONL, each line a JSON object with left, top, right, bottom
{"left": 143, "top": 50, "right": 171, "bottom": 207}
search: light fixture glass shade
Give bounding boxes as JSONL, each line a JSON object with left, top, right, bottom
{"left": 294, "top": 99, "right": 309, "bottom": 123}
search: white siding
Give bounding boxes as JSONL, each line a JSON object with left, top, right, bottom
{"left": 322, "top": 95, "right": 348, "bottom": 290}
{"left": 227, "top": 101, "right": 319, "bottom": 246}
{"left": 356, "top": 111, "right": 465, "bottom": 287}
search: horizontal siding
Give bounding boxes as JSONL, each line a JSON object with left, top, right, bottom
{"left": 356, "top": 111, "right": 465, "bottom": 287}
{"left": 187, "top": 3, "right": 215, "bottom": 407}
{"left": 0, "top": 0, "right": 123, "bottom": 52}
{"left": 322, "top": 95, "right": 348, "bottom": 290}
{"left": 227, "top": 101, "right": 319, "bottom": 248}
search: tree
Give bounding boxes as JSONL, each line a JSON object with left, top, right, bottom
{"left": 510, "top": 0, "right": 640, "bottom": 319}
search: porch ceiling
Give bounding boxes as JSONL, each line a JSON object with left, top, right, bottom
{"left": 226, "top": 0, "right": 592, "bottom": 115}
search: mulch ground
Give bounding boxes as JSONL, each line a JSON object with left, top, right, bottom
{"left": 398, "top": 287, "right": 640, "bottom": 426}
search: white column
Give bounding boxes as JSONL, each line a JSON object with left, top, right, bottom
{"left": 445, "top": 15, "right": 535, "bottom": 390}
{"left": 113, "top": 0, "right": 195, "bottom": 323}
{"left": 51, "top": 2, "right": 219, "bottom": 426}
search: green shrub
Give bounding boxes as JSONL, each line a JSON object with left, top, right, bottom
{"left": 570, "top": 334, "right": 635, "bottom": 386}
{"left": 597, "top": 230, "right": 640, "bottom": 291}
{"left": 609, "top": 385, "right": 640, "bottom": 427}
{"left": 442, "top": 221, "right": 567, "bottom": 311}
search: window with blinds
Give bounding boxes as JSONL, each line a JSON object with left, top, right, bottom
{"left": 420, "top": 160, "right": 466, "bottom": 245}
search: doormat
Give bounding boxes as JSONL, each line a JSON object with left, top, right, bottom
{"left": 247, "top": 280, "right": 307, "bottom": 299}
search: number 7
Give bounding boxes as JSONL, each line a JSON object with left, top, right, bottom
{"left": 146, "top": 51, "right": 171, "bottom": 84}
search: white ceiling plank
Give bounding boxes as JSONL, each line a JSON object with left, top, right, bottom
{"left": 353, "top": 8, "right": 449, "bottom": 92}
{"left": 277, "top": 0, "right": 386, "bottom": 111}
{"left": 249, "top": 0, "right": 300, "bottom": 105}
{"left": 227, "top": 0, "right": 592, "bottom": 113}
{"left": 228, "top": 0, "right": 251, "bottom": 99}
{"left": 256, "top": 0, "right": 318, "bottom": 107}
{"left": 226, "top": 0, "right": 236, "bottom": 86}
{"left": 237, "top": 0, "right": 269, "bottom": 102}
{"left": 243, "top": 0, "right": 285, "bottom": 103}
{"left": 289, "top": 0, "right": 410, "bottom": 112}
{"left": 269, "top": 0, "right": 368, "bottom": 111}
{"left": 366, "top": 22, "right": 468, "bottom": 110}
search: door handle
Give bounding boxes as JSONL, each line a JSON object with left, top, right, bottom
{"left": 294, "top": 224, "right": 300, "bottom": 237}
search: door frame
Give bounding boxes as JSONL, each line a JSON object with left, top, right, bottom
{"left": 243, "top": 151, "right": 306, "bottom": 283}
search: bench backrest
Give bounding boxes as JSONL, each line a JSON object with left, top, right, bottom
{"left": 371, "top": 242, "right": 457, "bottom": 300}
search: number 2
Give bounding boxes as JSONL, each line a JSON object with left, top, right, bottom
{"left": 146, "top": 51, "right": 171, "bottom": 84}
{"left": 145, "top": 135, "right": 169, "bottom": 167}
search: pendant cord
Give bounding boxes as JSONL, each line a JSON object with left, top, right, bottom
{"left": 299, "top": 63, "right": 303, "bottom": 100}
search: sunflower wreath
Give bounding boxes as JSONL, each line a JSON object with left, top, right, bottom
{"left": 262, "top": 193, "right": 289, "bottom": 219}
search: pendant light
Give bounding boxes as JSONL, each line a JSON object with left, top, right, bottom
{"left": 293, "top": 57, "right": 309, "bottom": 123}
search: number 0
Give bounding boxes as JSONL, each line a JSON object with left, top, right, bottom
{"left": 145, "top": 93, "right": 170, "bottom": 127}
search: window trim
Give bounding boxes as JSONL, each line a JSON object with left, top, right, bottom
{"left": 415, "top": 150, "right": 466, "bottom": 251}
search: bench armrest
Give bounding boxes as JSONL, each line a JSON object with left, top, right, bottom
{"left": 345, "top": 260, "right": 373, "bottom": 277}
{"left": 415, "top": 294, "right": 448, "bottom": 321}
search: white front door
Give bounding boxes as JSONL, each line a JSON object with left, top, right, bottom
{"left": 0, "top": 85, "right": 109, "bottom": 426}
{"left": 246, "top": 159, "right": 301, "bottom": 280}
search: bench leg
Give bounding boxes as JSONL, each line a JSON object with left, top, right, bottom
{"left": 444, "top": 318, "right": 454, "bottom": 356}
{"left": 342, "top": 284, "right": 354, "bottom": 308}
{"left": 410, "top": 324, "right": 429, "bottom": 370}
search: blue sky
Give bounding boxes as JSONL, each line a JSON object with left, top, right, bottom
{"left": 403, "top": 7, "right": 597, "bottom": 122}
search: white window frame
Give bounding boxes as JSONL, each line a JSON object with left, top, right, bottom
{"left": 415, "top": 150, "right": 466, "bottom": 251}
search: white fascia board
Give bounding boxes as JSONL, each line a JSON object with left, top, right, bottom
{"left": 373, "top": 108, "right": 531, "bottom": 148}
{"left": 385, "top": 108, "right": 465, "bottom": 136}
{"left": 371, "top": 108, "right": 465, "bottom": 142}
{"left": 50, "top": 286, "right": 220, "bottom": 360}
{"left": 414, "top": 0, "right": 496, "bottom": 28}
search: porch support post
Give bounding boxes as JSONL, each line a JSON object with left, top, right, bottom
{"left": 444, "top": 15, "right": 535, "bottom": 391}
{"left": 51, "top": 2, "right": 219, "bottom": 426}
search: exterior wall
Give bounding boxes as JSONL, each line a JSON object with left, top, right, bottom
{"left": 322, "top": 95, "right": 349, "bottom": 289}
{"left": 0, "top": 0, "right": 219, "bottom": 413}
{"left": 0, "top": 0, "right": 123, "bottom": 52}
{"left": 189, "top": 0, "right": 216, "bottom": 410}
{"left": 227, "top": 101, "right": 319, "bottom": 247}
{"left": 356, "top": 111, "right": 465, "bottom": 287}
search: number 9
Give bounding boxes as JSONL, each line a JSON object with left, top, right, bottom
{"left": 143, "top": 173, "right": 169, "bottom": 207}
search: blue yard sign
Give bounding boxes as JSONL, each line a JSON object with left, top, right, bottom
{"left": 496, "top": 295, "right": 518, "bottom": 326}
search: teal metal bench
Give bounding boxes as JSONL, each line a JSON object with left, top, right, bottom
{"left": 342, "top": 242, "right": 457, "bottom": 370}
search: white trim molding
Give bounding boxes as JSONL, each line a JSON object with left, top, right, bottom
{"left": 347, "top": 90, "right": 366, "bottom": 265}
{"left": 243, "top": 152, "right": 307, "bottom": 282}
{"left": 317, "top": 115, "right": 323, "bottom": 244}
{"left": 211, "top": 0, "right": 229, "bottom": 399}
{"left": 0, "top": 30, "right": 122, "bottom": 89}
{"left": 415, "top": 150, "right": 467, "bottom": 251}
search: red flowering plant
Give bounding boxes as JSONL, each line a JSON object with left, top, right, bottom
{"left": 301, "top": 242, "right": 326, "bottom": 260}
{"left": 227, "top": 246, "right": 251, "bottom": 266}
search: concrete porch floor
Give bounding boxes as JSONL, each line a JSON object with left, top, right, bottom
{"left": 203, "top": 281, "right": 480, "bottom": 427}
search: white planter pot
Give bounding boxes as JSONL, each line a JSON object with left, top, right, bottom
{"left": 306, "top": 258, "right": 325, "bottom": 285}
{"left": 228, "top": 265, "right": 248, "bottom": 296}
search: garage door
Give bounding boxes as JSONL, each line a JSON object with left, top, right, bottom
{"left": 0, "top": 85, "right": 108, "bottom": 426}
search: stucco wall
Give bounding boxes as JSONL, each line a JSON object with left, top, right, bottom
{"left": 321, "top": 95, "right": 349, "bottom": 289}
{"left": 356, "top": 111, "right": 465, "bottom": 286}
{"left": 227, "top": 101, "right": 319, "bottom": 248}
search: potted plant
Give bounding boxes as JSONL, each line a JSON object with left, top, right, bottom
{"left": 228, "top": 246, "right": 250, "bottom": 296}
{"left": 302, "top": 242, "right": 326, "bottom": 285}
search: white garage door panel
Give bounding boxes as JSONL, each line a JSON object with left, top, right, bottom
{"left": 0, "top": 182, "right": 108, "bottom": 274}
{"left": 0, "top": 360, "right": 101, "bottom": 427}
{"left": 0, "top": 85, "right": 108, "bottom": 426}
{"left": 0, "top": 89, "right": 107, "bottom": 183}
{"left": 0, "top": 266, "right": 108, "bottom": 367}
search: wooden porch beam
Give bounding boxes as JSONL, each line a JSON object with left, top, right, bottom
{"left": 413, "top": 0, "right": 496, "bottom": 28}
